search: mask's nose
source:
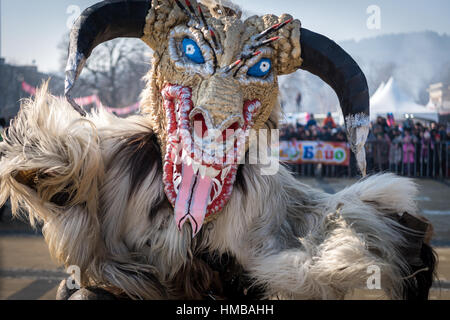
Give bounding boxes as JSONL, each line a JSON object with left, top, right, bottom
{"left": 192, "top": 76, "right": 244, "bottom": 137}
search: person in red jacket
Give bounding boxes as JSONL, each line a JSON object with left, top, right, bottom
{"left": 323, "top": 112, "right": 336, "bottom": 128}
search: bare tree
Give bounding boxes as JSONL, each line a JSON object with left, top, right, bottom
{"left": 59, "top": 34, "right": 152, "bottom": 109}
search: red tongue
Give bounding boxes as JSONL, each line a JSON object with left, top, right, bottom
{"left": 174, "top": 163, "right": 213, "bottom": 237}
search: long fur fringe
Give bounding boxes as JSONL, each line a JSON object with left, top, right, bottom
{"left": 0, "top": 88, "right": 435, "bottom": 299}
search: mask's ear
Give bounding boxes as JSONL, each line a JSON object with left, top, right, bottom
{"left": 244, "top": 14, "right": 302, "bottom": 76}
{"left": 65, "top": 0, "right": 187, "bottom": 115}
{"left": 141, "top": 0, "right": 189, "bottom": 50}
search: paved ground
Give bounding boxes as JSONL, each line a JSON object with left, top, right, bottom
{"left": 0, "top": 177, "right": 449, "bottom": 300}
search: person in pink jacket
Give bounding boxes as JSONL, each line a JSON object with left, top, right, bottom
{"left": 403, "top": 131, "right": 416, "bottom": 175}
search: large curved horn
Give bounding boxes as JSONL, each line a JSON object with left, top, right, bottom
{"left": 299, "top": 28, "right": 370, "bottom": 175}
{"left": 65, "top": 0, "right": 151, "bottom": 116}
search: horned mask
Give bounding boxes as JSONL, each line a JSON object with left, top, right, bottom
{"left": 65, "top": 0, "right": 370, "bottom": 236}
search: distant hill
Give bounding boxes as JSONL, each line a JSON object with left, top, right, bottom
{"left": 281, "top": 31, "right": 450, "bottom": 114}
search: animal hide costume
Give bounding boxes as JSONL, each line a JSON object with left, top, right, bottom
{"left": 0, "top": 0, "right": 436, "bottom": 300}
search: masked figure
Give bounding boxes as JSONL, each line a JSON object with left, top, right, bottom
{"left": 0, "top": 0, "right": 435, "bottom": 300}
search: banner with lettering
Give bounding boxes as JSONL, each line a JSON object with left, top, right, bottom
{"left": 279, "top": 140, "right": 350, "bottom": 166}
{"left": 21, "top": 81, "right": 37, "bottom": 95}
{"left": 21, "top": 81, "right": 140, "bottom": 116}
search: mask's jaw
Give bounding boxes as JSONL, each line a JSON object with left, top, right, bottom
{"left": 161, "top": 84, "right": 261, "bottom": 236}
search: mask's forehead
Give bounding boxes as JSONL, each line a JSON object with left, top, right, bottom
{"left": 142, "top": 0, "right": 302, "bottom": 75}
{"left": 214, "top": 17, "right": 246, "bottom": 67}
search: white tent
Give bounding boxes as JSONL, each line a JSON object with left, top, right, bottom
{"left": 370, "top": 77, "right": 438, "bottom": 122}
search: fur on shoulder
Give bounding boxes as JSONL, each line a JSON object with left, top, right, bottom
{"left": 0, "top": 83, "right": 103, "bottom": 223}
{"left": 0, "top": 84, "right": 104, "bottom": 274}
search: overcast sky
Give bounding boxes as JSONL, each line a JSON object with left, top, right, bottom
{"left": 1, "top": 0, "right": 450, "bottom": 73}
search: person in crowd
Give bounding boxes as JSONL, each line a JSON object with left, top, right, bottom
{"left": 0, "top": 118, "right": 8, "bottom": 220}
{"left": 376, "top": 116, "right": 390, "bottom": 134}
{"left": 305, "top": 113, "right": 317, "bottom": 129}
{"left": 420, "top": 129, "right": 434, "bottom": 177}
{"left": 438, "top": 124, "right": 447, "bottom": 142}
{"left": 310, "top": 126, "right": 321, "bottom": 141}
{"left": 386, "top": 113, "right": 395, "bottom": 127}
{"left": 333, "top": 129, "right": 347, "bottom": 142}
{"left": 321, "top": 126, "right": 333, "bottom": 141}
{"left": 433, "top": 132, "right": 442, "bottom": 176}
{"left": 389, "top": 128, "right": 403, "bottom": 173}
{"left": 402, "top": 130, "right": 417, "bottom": 176}
{"left": 373, "top": 131, "right": 390, "bottom": 172}
{"left": 323, "top": 112, "right": 336, "bottom": 129}
{"left": 287, "top": 125, "right": 297, "bottom": 141}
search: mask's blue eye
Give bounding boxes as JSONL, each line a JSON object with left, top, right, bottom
{"left": 247, "top": 58, "right": 272, "bottom": 78}
{"left": 182, "top": 38, "right": 205, "bottom": 64}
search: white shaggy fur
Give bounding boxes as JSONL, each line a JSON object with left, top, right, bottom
{"left": 0, "top": 88, "right": 424, "bottom": 299}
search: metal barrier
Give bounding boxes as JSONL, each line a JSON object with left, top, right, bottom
{"left": 284, "top": 141, "right": 450, "bottom": 179}
{"left": 366, "top": 141, "right": 449, "bottom": 179}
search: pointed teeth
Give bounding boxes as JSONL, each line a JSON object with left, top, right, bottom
{"left": 181, "top": 149, "right": 188, "bottom": 161}
{"left": 174, "top": 175, "right": 182, "bottom": 190}
{"left": 186, "top": 155, "right": 193, "bottom": 166}
{"left": 174, "top": 153, "right": 181, "bottom": 165}
{"left": 221, "top": 166, "right": 231, "bottom": 181}
{"left": 199, "top": 165, "right": 206, "bottom": 178}
{"left": 206, "top": 166, "right": 220, "bottom": 178}
{"left": 192, "top": 161, "right": 200, "bottom": 175}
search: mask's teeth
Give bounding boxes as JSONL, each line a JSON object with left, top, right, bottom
{"left": 181, "top": 149, "right": 188, "bottom": 161}
{"left": 174, "top": 175, "right": 182, "bottom": 191}
{"left": 199, "top": 164, "right": 207, "bottom": 178}
{"left": 221, "top": 166, "right": 231, "bottom": 181}
{"left": 186, "top": 154, "right": 193, "bottom": 166}
{"left": 192, "top": 160, "right": 200, "bottom": 175}
{"left": 206, "top": 166, "right": 220, "bottom": 178}
{"left": 174, "top": 153, "right": 181, "bottom": 165}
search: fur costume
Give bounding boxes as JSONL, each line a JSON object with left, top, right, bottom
{"left": 0, "top": 0, "right": 435, "bottom": 300}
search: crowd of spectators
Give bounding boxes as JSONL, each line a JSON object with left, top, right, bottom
{"left": 280, "top": 113, "right": 450, "bottom": 178}
{"left": 281, "top": 113, "right": 449, "bottom": 143}
{"left": 367, "top": 116, "right": 449, "bottom": 176}
{"left": 280, "top": 113, "right": 349, "bottom": 142}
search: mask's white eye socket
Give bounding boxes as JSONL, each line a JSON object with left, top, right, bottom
{"left": 247, "top": 58, "right": 272, "bottom": 78}
{"left": 182, "top": 38, "right": 205, "bottom": 64}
